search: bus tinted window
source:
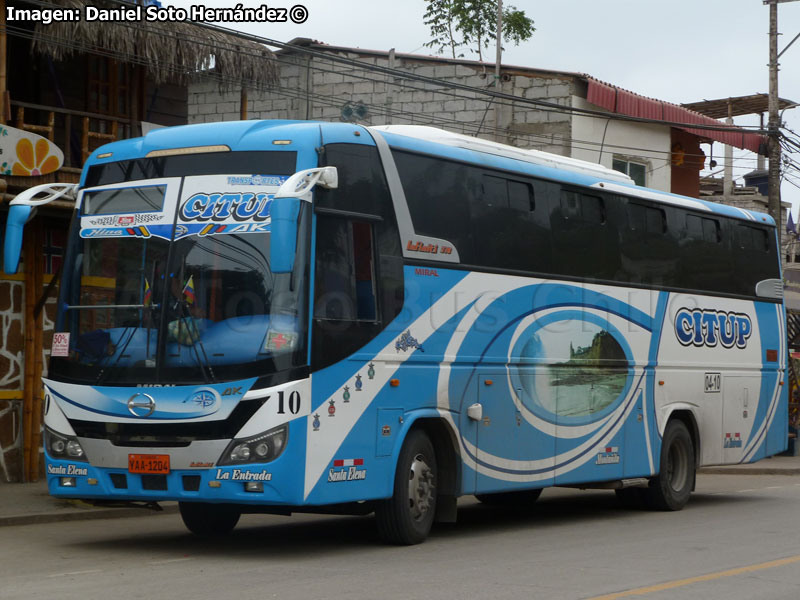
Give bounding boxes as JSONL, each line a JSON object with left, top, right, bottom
{"left": 731, "top": 224, "right": 778, "bottom": 296}
{"left": 551, "top": 189, "right": 617, "bottom": 280}
{"left": 508, "top": 180, "right": 534, "bottom": 212}
{"left": 391, "top": 148, "right": 779, "bottom": 299}
{"left": 312, "top": 144, "right": 404, "bottom": 371}
{"left": 392, "top": 151, "right": 476, "bottom": 264}
{"left": 318, "top": 144, "right": 392, "bottom": 219}
{"left": 736, "top": 224, "right": 769, "bottom": 252}
{"left": 482, "top": 175, "right": 508, "bottom": 208}
{"left": 85, "top": 152, "right": 297, "bottom": 187}
{"left": 629, "top": 203, "right": 665, "bottom": 234}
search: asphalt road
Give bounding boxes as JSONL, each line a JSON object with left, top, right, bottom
{"left": 3, "top": 473, "right": 800, "bottom": 600}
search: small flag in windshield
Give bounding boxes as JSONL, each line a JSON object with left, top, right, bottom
{"left": 182, "top": 275, "right": 196, "bottom": 305}
{"left": 143, "top": 279, "right": 152, "bottom": 306}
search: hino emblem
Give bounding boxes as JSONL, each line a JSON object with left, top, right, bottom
{"left": 127, "top": 393, "right": 156, "bottom": 417}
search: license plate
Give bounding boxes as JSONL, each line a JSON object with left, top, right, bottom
{"left": 128, "top": 454, "right": 170, "bottom": 474}
{"left": 704, "top": 372, "right": 722, "bottom": 393}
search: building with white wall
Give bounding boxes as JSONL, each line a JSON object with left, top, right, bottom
{"left": 189, "top": 38, "right": 764, "bottom": 200}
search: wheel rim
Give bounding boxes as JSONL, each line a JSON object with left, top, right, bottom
{"left": 666, "top": 439, "right": 689, "bottom": 492}
{"left": 408, "top": 453, "right": 435, "bottom": 521}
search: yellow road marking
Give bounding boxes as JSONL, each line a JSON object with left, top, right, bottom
{"left": 586, "top": 555, "right": 800, "bottom": 599}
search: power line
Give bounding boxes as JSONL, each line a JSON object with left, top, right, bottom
{"left": 16, "top": 0, "right": 771, "bottom": 137}
{"left": 12, "top": 0, "right": 794, "bottom": 182}
{"left": 8, "top": 23, "right": 729, "bottom": 166}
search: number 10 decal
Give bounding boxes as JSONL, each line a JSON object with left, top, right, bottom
{"left": 276, "top": 390, "right": 302, "bottom": 414}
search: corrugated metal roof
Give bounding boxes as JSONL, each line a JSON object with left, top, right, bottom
{"left": 586, "top": 77, "right": 766, "bottom": 154}
{"left": 683, "top": 94, "right": 797, "bottom": 119}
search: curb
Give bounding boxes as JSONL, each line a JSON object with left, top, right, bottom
{"left": 698, "top": 467, "right": 800, "bottom": 476}
{"left": 0, "top": 503, "right": 178, "bottom": 528}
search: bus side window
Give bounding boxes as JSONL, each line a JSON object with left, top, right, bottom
{"left": 313, "top": 217, "right": 377, "bottom": 322}
{"left": 628, "top": 203, "right": 665, "bottom": 234}
{"left": 736, "top": 224, "right": 768, "bottom": 251}
{"left": 508, "top": 180, "right": 534, "bottom": 212}
{"left": 480, "top": 176, "right": 533, "bottom": 212}
{"left": 481, "top": 175, "right": 507, "bottom": 208}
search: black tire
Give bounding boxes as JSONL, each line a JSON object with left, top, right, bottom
{"left": 179, "top": 502, "right": 240, "bottom": 537}
{"left": 375, "top": 429, "right": 437, "bottom": 545}
{"left": 475, "top": 488, "right": 542, "bottom": 506}
{"left": 645, "top": 419, "right": 695, "bottom": 511}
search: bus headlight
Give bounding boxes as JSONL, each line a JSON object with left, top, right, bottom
{"left": 45, "top": 427, "right": 88, "bottom": 462}
{"left": 218, "top": 424, "right": 288, "bottom": 465}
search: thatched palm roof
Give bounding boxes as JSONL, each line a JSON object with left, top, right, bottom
{"left": 31, "top": 0, "right": 279, "bottom": 87}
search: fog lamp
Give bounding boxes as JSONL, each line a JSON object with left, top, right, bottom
{"left": 244, "top": 482, "right": 263, "bottom": 493}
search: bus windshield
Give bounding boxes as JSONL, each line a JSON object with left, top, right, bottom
{"left": 49, "top": 174, "right": 309, "bottom": 385}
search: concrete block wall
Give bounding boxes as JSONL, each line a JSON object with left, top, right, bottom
{"left": 187, "top": 50, "right": 573, "bottom": 156}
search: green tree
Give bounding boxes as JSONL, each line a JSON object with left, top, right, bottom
{"left": 423, "top": 0, "right": 464, "bottom": 59}
{"left": 423, "top": 0, "right": 535, "bottom": 62}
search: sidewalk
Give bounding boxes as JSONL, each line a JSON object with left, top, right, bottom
{"left": 0, "top": 480, "right": 177, "bottom": 528}
{"left": 1, "top": 455, "right": 799, "bottom": 528}
{"left": 697, "top": 453, "right": 800, "bottom": 475}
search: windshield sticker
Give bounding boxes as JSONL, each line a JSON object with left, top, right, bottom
{"left": 87, "top": 213, "right": 164, "bottom": 227}
{"left": 227, "top": 175, "right": 288, "bottom": 186}
{"left": 175, "top": 173, "right": 285, "bottom": 237}
{"left": 51, "top": 332, "right": 70, "bottom": 357}
{"left": 180, "top": 192, "right": 273, "bottom": 223}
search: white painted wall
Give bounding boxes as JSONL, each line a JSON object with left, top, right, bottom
{"left": 571, "top": 96, "right": 672, "bottom": 192}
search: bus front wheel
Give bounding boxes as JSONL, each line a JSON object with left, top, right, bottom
{"left": 179, "top": 502, "right": 241, "bottom": 537}
{"left": 375, "top": 429, "right": 438, "bottom": 545}
{"left": 645, "top": 419, "right": 695, "bottom": 511}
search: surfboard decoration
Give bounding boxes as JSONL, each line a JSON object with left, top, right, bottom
{"left": 0, "top": 125, "right": 64, "bottom": 176}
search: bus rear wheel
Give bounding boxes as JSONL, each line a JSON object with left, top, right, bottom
{"left": 179, "top": 502, "right": 241, "bottom": 537}
{"left": 645, "top": 419, "right": 695, "bottom": 511}
{"left": 475, "top": 489, "right": 542, "bottom": 506}
{"left": 375, "top": 429, "right": 437, "bottom": 545}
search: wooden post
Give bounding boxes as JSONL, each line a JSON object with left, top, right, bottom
{"left": 240, "top": 86, "right": 248, "bottom": 120}
{"left": 63, "top": 114, "right": 72, "bottom": 167}
{"left": 29, "top": 221, "right": 44, "bottom": 481}
{"left": 46, "top": 111, "right": 54, "bottom": 141}
{"left": 21, "top": 226, "right": 36, "bottom": 481}
{"left": 21, "top": 220, "right": 45, "bottom": 481}
{"left": 81, "top": 117, "right": 89, "bottom": 165}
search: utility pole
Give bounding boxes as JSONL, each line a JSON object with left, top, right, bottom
{"left": 494, "top": 0, "right": 503, "bottom": 143}
{"left": 766, "top": 0, "right": 799, "bottom": 245}
{"left": 767, "top": 0, "right": 782, "bottom": 241}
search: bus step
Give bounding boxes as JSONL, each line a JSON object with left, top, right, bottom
{"left": 558, "top": 478, "right": 649, "bottom": 491}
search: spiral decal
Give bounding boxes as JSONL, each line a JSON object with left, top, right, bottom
{"left": 442, "top": 282, "right": 654, "bottom": 482}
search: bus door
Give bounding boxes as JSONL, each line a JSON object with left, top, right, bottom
{"left": 721, "top": 375, "right": 760, "bottom": 463}
{"left": 469, "top": 371, "right": 556, "bottom": 494}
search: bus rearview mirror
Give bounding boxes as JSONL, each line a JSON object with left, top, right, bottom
{"left": 3, "top": 204, "right": 32, "bottom": 274}
{"left": 269, "top": 196, "right": 301, "bottom": 274}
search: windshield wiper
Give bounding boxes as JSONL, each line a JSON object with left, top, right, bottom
{"left": 65, "top": 303, "right": 150, "bottom": 310}
{"left": 175, "top": 297, "right": 216, "bottom": 383}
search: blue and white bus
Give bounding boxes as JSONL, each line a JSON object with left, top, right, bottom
{"left": 4, "top": 120, "right": 787, "bottom": 544}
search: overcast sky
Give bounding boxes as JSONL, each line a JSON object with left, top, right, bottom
{"left": 167, "top": 0, "right": 800, "bottom": 219}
